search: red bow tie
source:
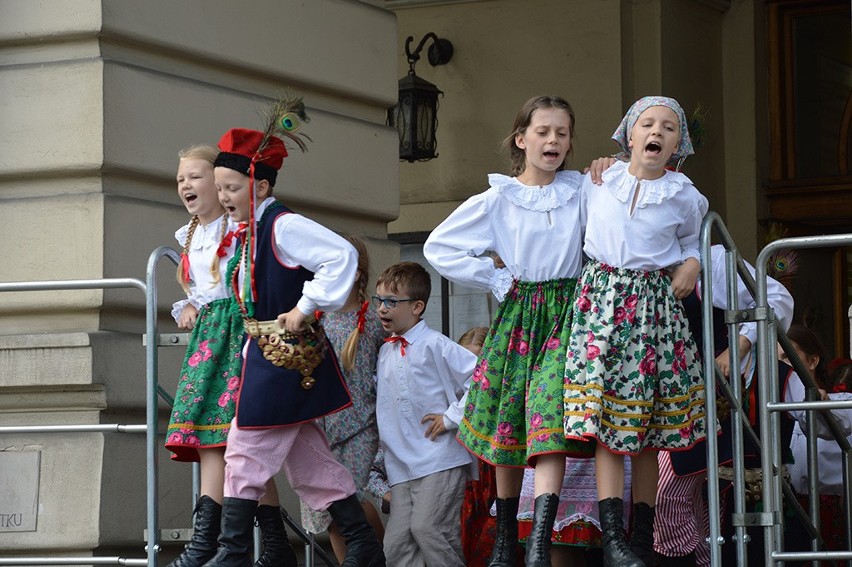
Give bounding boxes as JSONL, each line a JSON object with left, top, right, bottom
{"left": 384, "top": 335, "right": 409, "bottom": 356}
{"left": 217, "top": 223, "right": 248, "bottom": 258}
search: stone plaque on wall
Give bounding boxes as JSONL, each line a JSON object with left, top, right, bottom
{"left": 0, "top": 451, "right": 40, "bottom": 532}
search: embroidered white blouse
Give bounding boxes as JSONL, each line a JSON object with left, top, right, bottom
{"left": 239, "top": 197, "right": 357, "bottom": 316}
{"left": 376, "top": 320, "right": 477, "bottom": 486}
{"left": 423, "top": 170, "right": 585, "bottom": 302}
{"left": 170, "top": 214, "right": 237, "bottom": 322}
{"left": 582, "top": 160, "right": 709, "bottom": 271}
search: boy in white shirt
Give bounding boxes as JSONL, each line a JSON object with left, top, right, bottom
{"left": 373, "top": 261, "right": 477, "bottom": 567}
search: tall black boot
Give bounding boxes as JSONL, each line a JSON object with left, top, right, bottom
{"left": 202, "top": 497, "right": 258, "bottom": 567}
{"left": 524, "top": 493, "right": 559, "bottom": 567}
{"left": 168, "top": 495, "right": 222, "bottom": 567}
{"left": 327, "top": 494, "right": 385, "bottom": 567}
{"left": 630, "top": 502, "right": 657, "bottom": 567}
{"left": 599, "top": 497, "right": 644, "bottom": 567}
{"left": 487, "top": 496, "right": 520, "bottom": 567}
{"left": 253, "top": 505, "right": 298, "bottom": 567}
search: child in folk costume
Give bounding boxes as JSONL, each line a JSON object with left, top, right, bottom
{"left": 424, "top": 95, "right": 594, "bottom": 567}
{"left": 562, "top": 96, "right": 709, "bottom": 567}
{"left": 790, "top": 350, "right": 852, "bottom": 562}
{"left": 373, "top": 261, "right": 477, "bottom": 567}
{"left": 165, "top": 145, "right": 296, "bottom": 567}
{"left": 299, "top": 234, "right": 386, "bottom": 562}
{"left": 206, "top": 99, "right": 384, "bottom": 567}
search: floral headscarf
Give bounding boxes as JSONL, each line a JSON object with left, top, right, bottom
{"left": 611, "top": 96, "right": 694, "bottom": 168}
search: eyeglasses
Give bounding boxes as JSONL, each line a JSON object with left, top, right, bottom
{"left": 371, "top": 296, "right": 418, "bottom": 309}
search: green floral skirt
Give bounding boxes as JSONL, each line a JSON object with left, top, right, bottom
{"left": 165, "top": 297, "right": 244, "bottom": 462}
{"left": 563, "top": 261, "right": 708, "bottom": 455}
{"left": 457, "top": 278, "right": 593, "bottom": 466}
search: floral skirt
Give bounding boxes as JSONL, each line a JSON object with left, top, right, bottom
{"left": 457, "top": 278, "right": 593, "bottom": 466}
{"left": 165, "top": 298, "right": 244, "bottom": 462}
{"left": 563, "top": 261, "right": 707, "bottom": 455}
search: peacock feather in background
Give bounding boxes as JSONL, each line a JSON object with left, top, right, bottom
{"left": 687, "top": 103, "right": 708, "bottom": 151}
{"left": 763, "top": 222, "right": 800, "bottom": 292}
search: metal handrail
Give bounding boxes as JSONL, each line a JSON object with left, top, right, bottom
{"left": 699, "top": 214, "right": 852, "bottom": 566}
{"left": 0, "top": 246, "right": 181, "bottom": 567}
{"left": 0, "top": 276, "right": 152, "bottom": 567}
{"left": 756, "top": 234, "right": 852, "bottom": 567}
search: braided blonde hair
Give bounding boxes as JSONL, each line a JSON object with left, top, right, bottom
{"left": 175, "top": 145, "right": 220, "bottom": 293}
{"left": 339, "top": 235, "right": 370, "bottom": 372}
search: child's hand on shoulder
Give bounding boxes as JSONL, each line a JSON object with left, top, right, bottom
{"left": 671, "top": 257, "right": 700, "bottom": 299}
{"left": 421, "top": 413, "right": 447, "bottom": 440}
{"left": 178, "top": 303, "right": 199, "bottom": 330}
{"left": 584, "top": 156, "right": 617, "bottom": 185}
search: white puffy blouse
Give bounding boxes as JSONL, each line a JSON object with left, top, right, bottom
{"left": 423, "top": 170, "right": 585, "bottom": 302}
{"left": 170, "top": 214, "right": 236, "bottom": 322}
{"left": 582, "top": 160, "right": 709, "bottom": 271}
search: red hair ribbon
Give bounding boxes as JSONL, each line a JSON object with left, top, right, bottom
{"left": 356, "top": 300, "right": 369, "bottom": 334}
{"left": 179, "top": 252, "right": 191, "bottom": 282}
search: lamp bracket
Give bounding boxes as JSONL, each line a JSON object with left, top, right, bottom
{"left": 405, "top": 33, "right": 454, "bottom": 73}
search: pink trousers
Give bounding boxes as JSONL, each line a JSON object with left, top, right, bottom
{"left": 224, "top": 419, "right": 356, "bottom": 511}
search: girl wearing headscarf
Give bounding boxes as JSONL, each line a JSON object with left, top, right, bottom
{"left": 562, "top": 96, "right": 710, "bottom": 566}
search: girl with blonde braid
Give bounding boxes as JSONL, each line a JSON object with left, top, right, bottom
{"left": 299, "top": 234, "right": 386, "bottom": 562}
{"left": 166, "top": 145, "right": 296, "bottom": 567}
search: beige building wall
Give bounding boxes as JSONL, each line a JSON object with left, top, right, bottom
{"left": 389, "top": 0, "right": 762, "bottom": 260}
{"left": 0, "top": 0, "right": 398, "bottom": 561}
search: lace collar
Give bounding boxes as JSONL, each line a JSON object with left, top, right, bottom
{"left": 490, "top": 170, "right": 582, "bottom": 212}
{"left": 601, "top": 161, "right": 692, "bottom": 209}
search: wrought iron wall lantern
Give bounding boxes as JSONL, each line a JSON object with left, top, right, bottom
{"left": 389, "top": 33, "right": 454, "bottom": 162}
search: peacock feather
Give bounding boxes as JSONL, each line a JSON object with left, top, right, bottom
{"left": 257, "top": 92, "right": 312, "bottom": 155}
{"left": 687, "top": 103, "right": 709, "bottom": 150}
{"left": 763, "top": 223, "right": 799, "bottom": 291}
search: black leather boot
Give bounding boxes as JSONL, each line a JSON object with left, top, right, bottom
{"left": 168, "top": 495, "right": 222, "bottom": 567}
{"left": 599, "top": 497, "right": 644, "bottom": 567}
{"left": 253, "top": 505, "right": 298, "bottom": 567}
{"left": 630, "top": 502, "right": 657, "bottom": 566}
{"left": 487, "top": 496, "right": 520, "bottom": 567}
{"left": 524, "top": 493, "right": 559, "bottom": 567}
{"left": 202, "top": 497, "right": 257, "bottom": 567}
{"left": 327, "top": 494, "right": 385, "bottom": 567}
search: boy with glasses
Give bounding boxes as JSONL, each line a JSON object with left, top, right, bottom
{"left": 373, "top": 261, "right": 477, "bottom": 566}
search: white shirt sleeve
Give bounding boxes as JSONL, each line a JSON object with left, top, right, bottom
{"left": 677, "top": 188, "right": 709, "bottom": 263}
{"left": 708, "top": 245, "right": 795, "bottom": 346}
{"left": 424, "top": 194, "right": 508, "bottom": 300}
{"left": 785, "top": 371, "right": 852, "bottom": 440}
{"left": 271, "top": 214, "right": 357, "bottom": 315}
{"left": 172, "top": 222, "right": 200, "bottom": 322}
{"left": 439, "top": 343, "right": 477, "bottom": 429}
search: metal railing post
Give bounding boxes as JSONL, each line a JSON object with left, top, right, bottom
{"left": 144, "top": 246, "right": 181, "bottom": 566}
